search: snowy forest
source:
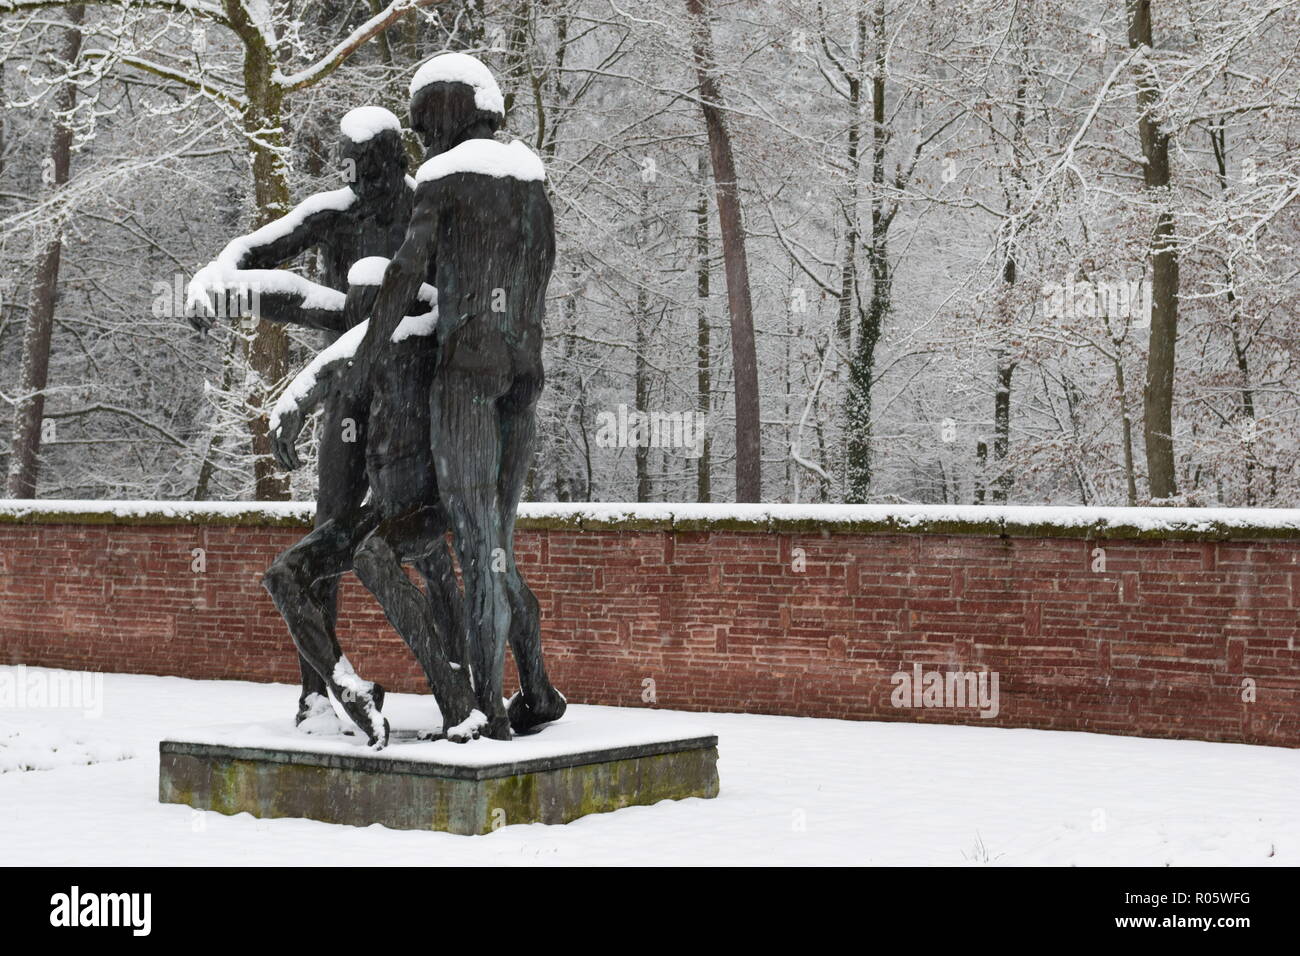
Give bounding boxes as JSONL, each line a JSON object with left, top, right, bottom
{"left": 1, "top": 0, "right": 1298, "bottom": 508}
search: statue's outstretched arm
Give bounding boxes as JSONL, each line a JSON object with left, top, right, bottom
{"left": 268, "top": 254, "right": 438, "bottom": 470}
{"left": 187, "top": 188, "right": 353, "bottom": 333}
{"left": 231, "top": 272, "right": 350, "bottom": 335}
{"left": 269, "top": 320, "right": 369, "bottom": 471}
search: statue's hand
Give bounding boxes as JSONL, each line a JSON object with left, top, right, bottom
{"left": 271, "top": 406, "right": 304, "bottom": 471}
{"left": 186, "top": 266, "right": 220, "bottom": 334}
{"left": 188, "top": 306, "right": 216, "bottom": 335}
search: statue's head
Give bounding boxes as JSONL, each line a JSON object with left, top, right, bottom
{"left": 337, "top": 106, "right": 408, "bottom": 201}
{"left": 408, "top": 53, "right": 504, "bottom": 156}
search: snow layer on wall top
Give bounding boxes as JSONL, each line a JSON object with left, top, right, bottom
{"left": 3, "top": 500, "right": 1300, "bottom": 539}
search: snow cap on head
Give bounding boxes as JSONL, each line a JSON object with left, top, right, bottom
{"left": 347, "top": 256, "right": 391, "bottom": 287}
{"left": 339, "top": 106, "right": 402, "bottom": 143}
{"left": 408, "top": 52, "right": 505, "bottom": 117}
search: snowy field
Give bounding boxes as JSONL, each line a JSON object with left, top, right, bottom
{"left": 0, "top": 665, "right": 1295, "bottom": 866}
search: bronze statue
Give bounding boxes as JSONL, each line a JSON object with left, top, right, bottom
{"left": 262, "top": 55, "right": 566, "bottom": 747}
{"left": 187, "top": 107, "right": 464, "bottom": 740}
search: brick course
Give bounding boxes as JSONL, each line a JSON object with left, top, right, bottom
{"left": 1, "top": 505, "right": 1296, "bottom": 747}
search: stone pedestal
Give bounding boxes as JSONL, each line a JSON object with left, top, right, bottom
{"left": 159, "top": 706, "right": 719, "bottom": 835}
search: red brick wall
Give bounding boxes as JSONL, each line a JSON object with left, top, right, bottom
{"left": 1, "top": 516, "right": 1297, "bottom": 747}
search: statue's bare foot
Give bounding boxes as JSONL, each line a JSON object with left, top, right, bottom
{"left": 331, "top": 659, "right": 389, "bottom": 749}
{"left": 295, "top": 691, "right": 330, "bottom": 726}
{"left": 467, "top": 687, "right": 512, "bottom": 741}
{"left": 295, "top": 692, "right": 347, "bottom": 735}
{"left": 480, "top": 711, "right": 512, "bottom": 741}
{"left": 431, "top": 668, "right": 486, "bottom": 743}
{"left": 444, "top": 709, "right": 487, "bottom": 744}
{"left": 508, "top": 687, "right": 567, "bottom": 735}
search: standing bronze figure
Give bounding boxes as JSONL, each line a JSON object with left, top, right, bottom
{"left": 260, "top": 54, "right": 566, "bottom": 747}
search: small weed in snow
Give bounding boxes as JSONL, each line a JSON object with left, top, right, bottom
{"left": 962, "top": 831, "right": 1004, "bottom": 865}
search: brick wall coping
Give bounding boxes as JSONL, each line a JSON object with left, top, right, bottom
{"left": 3, "top": 499, "right": 1300, "bottom": 540}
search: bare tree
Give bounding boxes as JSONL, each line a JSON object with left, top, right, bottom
{"left": 5, "top": 3, "right": 83, "bottom": 497}
{"left": 1127, "top": 0, "right": 1179, "bottom": 500}
{"left": 685, "top": 0, "right": 761, "bottom": 501}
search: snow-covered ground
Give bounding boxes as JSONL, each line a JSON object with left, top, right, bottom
{"left": 0, "top": 665, "right": 1295, "bottom": 866}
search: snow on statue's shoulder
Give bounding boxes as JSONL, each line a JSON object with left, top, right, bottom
{"left": 279, "top": 185, "right": 356, "bottom": 224}
{"left": 229, "top": 186, "right": 357, "bottom": 261}
{"left": 416, "top": 139, "right": 545, "bottom": 184}
{"left": 339, "top": 106, "right": 401, "bottom": 143}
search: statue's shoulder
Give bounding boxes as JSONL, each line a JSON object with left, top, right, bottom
{"left": 296, "top": 186, "right": 357, "bottom": 216}
{"left": 415, "top": 139, "right": 546, "bottom": 186}
{"left": 276, "top": 187, "right": 356, "bottom": 233}
{"left": 243, "top": 186, "right": 355, "bottom": 249}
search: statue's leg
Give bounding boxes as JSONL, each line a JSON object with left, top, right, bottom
{"left": 263, "top": 511, "right": 390, "bottom": 749}
{"left": 353, "top": 507, "right": 482, "bottom": 741}
{"left": 430, "top": 370, "right": 513, "bottom": 740}
{"left": 497, "top": 393, "right": 566, "bottom": 733}
{"left": 293, "top": 651, "right": 330, "bottom": 725}
{"left": 413, "top": 535, "right": 467, "bottom": 671}
{"left": 295, "top": 395, "right": 369, "bottom": 725}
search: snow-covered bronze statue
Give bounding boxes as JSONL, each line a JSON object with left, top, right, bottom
{"left": 267, "top": 53, "right": 566, "bottom": 747}
{"left": 186, "top": 107, "right": 465, "bottom": 736}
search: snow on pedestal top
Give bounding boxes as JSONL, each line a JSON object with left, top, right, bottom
{"left": 167, "top": 699, "right": 712, "bottom": 770}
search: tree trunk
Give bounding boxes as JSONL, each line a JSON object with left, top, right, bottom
{"left": 1114, "top": 356, "right": 1139, "bottom": 506}
{"left": 1128, "top": 0, "right": 1179, "bottom": 500}
{"left": 6, "top": 4, "right": 84, "bottom": 499}
{"left": 991, "top": 39, "right": 1026, "bottom": 505}
{"left": 230, "top": 0, "right": 292, "bottom": 499}
{"left": 845, "top": 0, "right": 888, "bottom": 503}
{"left": 695, "top": 149, "right": 712, "bottom": 503}
{"left": 550, "top": 276, "right": 580, "bottom": 502}
{"left": 634, "top": 182, "right": 652, "bottom": 501}
{"left": 685, "top": 0, "right": 761, "bottom": 502}
{"left": 1210, "top": 123, "right": 1257, "bottom": 506}
{"left": 634, "top": 290, "right": 651, "bottom": 502}
{"left": 991, "top": 255, "right": 1015, "bottom": 503}
{"left": 992, "top": 360, "right": 1014, "bottom": 502}
{"left": 192, "top": 333, "right": 240, "bottom": 500}
{"left": 836, "top": 8, "right": 867, "bottom": 346}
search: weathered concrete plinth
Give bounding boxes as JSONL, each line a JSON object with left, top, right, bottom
{"left": 159, "top": 708, "right": 719, "bottom": 835}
